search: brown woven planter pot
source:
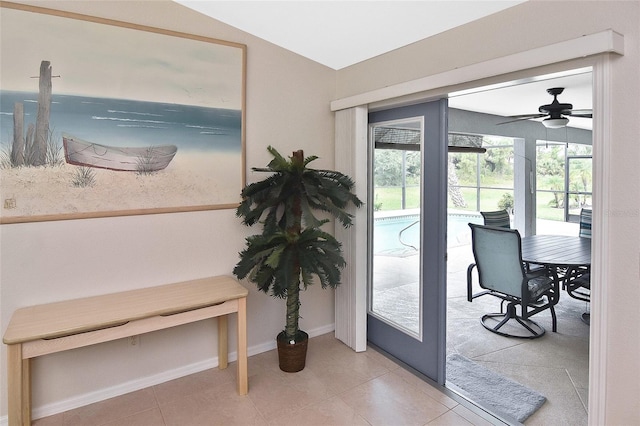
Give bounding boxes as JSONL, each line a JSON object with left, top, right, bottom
{"left": 276, "top": 330, "right": 309, "bottom": 372}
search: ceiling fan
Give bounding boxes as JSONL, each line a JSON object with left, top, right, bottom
{"left": 498, "top": 87, "right": 592, "bottom": 128}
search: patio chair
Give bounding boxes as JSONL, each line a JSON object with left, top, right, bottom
{"left": 480, "top": 209, "right": 511, "bottom": 228}
{"left": 566, "top": 208, "right": 592, "bottom": 291}
{"left": 566, "top": 208, "right": 592, "bottom": 312}
{"left": 466, "top": 223, "right": 560, "bottom": 338}
{"left": 579, "top": 208, "right": 592, "bottom": 238}
{"left": 566, "top": 272, "right": 591, "bottom": 302}
{"left": 481, "top": 209, "right": 543, "bottom": 272}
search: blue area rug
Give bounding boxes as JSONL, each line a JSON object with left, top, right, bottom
{"left": 446, "top": 353, "right": 546, "bottom": 423}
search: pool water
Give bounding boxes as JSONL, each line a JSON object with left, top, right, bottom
{"left": 373, "top": 212, "right": 483, "bottom": 256}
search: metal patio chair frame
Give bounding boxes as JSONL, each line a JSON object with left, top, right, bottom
{"left": 467, "top": 223, "right": 561, "bottom": 338}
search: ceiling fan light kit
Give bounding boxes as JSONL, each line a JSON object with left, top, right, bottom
{"left": 542, "top": 117, "right": 569, "bottom": 128}
{"left": 497, "top": 87, "right": 592, "bottom": 128}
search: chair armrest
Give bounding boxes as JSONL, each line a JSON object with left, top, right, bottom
{"left": 525, "top": 267, "right": 549, "bottom": 280}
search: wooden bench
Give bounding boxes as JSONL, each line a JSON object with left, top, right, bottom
{"left": 3, "top": 276, "right": 248, "bottom": 426}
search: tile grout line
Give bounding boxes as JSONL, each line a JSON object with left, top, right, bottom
{"left": 565, "top": 367, "right": 589, "bottom": 414}
{"left": 151, "top": 384, "right": 169, "bottom": 426}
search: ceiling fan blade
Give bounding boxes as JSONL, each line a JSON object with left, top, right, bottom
{"left": 506, "top": 113, "right": 547, "bottom": 119}
{"left": 566, "top": 109, "right": 593, "bottom": 118}
{"left": 496, "top": 114, "right": 547, "bottom": 125}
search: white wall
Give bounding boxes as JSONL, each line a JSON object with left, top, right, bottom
{"left": 1, "top": 0, "right": 337, "bottom": 419}
{"left": 336, "top": 1, "right": 640, "bottom": 424}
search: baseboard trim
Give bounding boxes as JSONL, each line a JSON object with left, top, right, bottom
{"left": 33, "top": 357, "right": 220, "bottom": 421}
{"left": 0, "top": 324, "right": 335, "bottom": 424}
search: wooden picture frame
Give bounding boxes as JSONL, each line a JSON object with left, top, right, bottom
{"left": 0, "top": 2, "right": 246, "bottom": 224}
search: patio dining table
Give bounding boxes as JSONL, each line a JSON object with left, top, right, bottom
{"left": 521, "top": 234, "right": 592, "bottom": 324}
{"left": 521, "top": 234, "right": 592, "bottom": 269}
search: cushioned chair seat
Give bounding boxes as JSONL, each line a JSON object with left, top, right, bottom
{"left": 528, "top": 275, "right": 555, "bottom": 300}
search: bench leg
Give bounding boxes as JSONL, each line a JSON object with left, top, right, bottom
{"left": 217, "top": 315, "right": 228, "bottom": 370}
{"left": 8, "top": 344, "right": 31, "bottom": 426}
{"left": 237, "top": 297, "right": 248, "bottom": 395}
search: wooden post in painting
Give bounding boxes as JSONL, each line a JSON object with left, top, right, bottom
{"left": 11, "top": 102, "right": 25, "bottom": 167}
{"left": 32, "top": 60, "right": 52, "bottom": 166}
{"left": 25, "top": 124, "right": 35, "bottom": 166}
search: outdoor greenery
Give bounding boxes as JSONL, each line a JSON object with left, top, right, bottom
{"left": 536, "top": 142, "right": 592, "bottom": 215}
{"left": 374, "top": 136, "right": 592, "bottom": 222}
{"left": 498, "top": 193, "right": 514, "bottom": 213}
{"left": 373, "top": 150, "right": 421, "bottom": 187}
{"left": 451, "top": 137, "right": 515, "bottom": 188}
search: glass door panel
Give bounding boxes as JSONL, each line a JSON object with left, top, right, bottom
{"left": 371, "top": 118, "right": 423, "bottom": 337}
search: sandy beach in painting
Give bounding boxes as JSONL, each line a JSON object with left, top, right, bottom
{"left": 0, "top": 151, "right": 242, "bottom": 221}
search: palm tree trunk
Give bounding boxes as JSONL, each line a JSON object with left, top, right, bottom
{"left": 285, "top": 275, "right": 300, "bottom": 340}
{"left": 448, "top": 158, "right": 467, "bottom": 208}
{"left": 284, "top": 149, "right": 305, "bottom": 340}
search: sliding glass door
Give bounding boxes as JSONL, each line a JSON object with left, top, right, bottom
{"left": 367, "top": 100, "right": 448, "bottom": 383}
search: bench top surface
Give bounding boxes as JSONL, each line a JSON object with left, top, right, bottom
{"left": 3, "top": 276, "right": 248, "bottom": 345}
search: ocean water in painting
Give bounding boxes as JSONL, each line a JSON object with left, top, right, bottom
{"left": 0, "top": 90, "right": 241, "bottom": 154}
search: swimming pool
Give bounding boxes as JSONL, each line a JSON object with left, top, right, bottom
{"left": 373, "top": 211, "right": 483, "bottom": 256}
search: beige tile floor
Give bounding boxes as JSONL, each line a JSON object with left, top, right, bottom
{"left": 33, "top": 333, "right": 499, "bottom": 426}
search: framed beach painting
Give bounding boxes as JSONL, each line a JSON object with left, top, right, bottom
{"left": 0, "top": 2, "right": 246, "bottom": 223}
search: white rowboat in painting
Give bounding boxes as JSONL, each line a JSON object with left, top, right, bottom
{"left": 62, "top": 134, "right": 178, "bottom": 172}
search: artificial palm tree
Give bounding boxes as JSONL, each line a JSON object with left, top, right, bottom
{"left": 233, "top": 146, "right": 362, "bottom": 370}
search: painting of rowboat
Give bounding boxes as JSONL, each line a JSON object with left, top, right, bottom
{"left": 0, "top": 3, "right": 246, "bottom": 223}
{"left": 63, "top": 134, "right": 178, "bottom": 172}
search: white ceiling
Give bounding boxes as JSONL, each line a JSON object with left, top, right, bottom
{"left": 174, "top": 0, "right": 592, "bottom": 129}
{"left": 449, "top": 69, "right": 593, "bottom": 130}
{"left": 174, "top": 1, "right": 526, "bottom": 70}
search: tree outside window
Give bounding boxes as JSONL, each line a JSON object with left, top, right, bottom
{"left": 448, "top": 136, "right": 514, "bottom": 213}
{"left": 536, "top": 141, "right": 592, "bottom": 221}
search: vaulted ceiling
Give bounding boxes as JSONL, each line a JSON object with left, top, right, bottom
{"left": 174, "top": 1, "right": 527, "bottom": 70}
{"left": 174, "top": 1, "right": 592, "bottom": 130}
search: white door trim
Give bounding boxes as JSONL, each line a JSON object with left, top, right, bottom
{"left": 334, "top": 106, "right": 369, "bottom": 352}
{"left": 587, "top": 54, "right": 612, "bottom": 426}
{"left": 333, "top": 32, "right": 623, "bottom": 426}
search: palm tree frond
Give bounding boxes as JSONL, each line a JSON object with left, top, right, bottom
{"left": 234, "top": 147, "right": 362, "bottom": 338}
{"left": 303, "top": 154, "right": 319, "bottom": 167}
{"left": 266, "top": 146, "right": 291, "bottom": 171}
